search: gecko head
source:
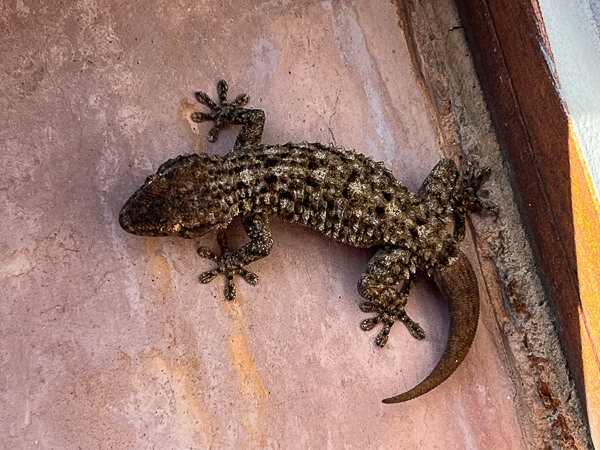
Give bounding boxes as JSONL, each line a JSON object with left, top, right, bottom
{"left": 119, "top": 153, "right": 233, "bottom": 238}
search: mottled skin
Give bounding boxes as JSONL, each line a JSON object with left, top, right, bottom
{"left": 119, "top": 81, "right": 495, "bottom": 403}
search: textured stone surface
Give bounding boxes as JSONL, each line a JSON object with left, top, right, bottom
{"left": 1, "top": 0, "right": 525, "bottom": 447}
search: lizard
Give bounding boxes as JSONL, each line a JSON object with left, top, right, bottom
{"left": 119, "top": 80, "right": 496, "bottom": 403}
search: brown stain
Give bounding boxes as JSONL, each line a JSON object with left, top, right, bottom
{"left": 177, "top": 98, "right": 197, "bottom": 123}
{"left": 82, "top": 348, "right": 219, "bottom": 447}
{"left": 148, "top": 354, "right": 217, "bottom": 447}
{"left": 528, "top": 355, "right": 550, "bottom": 371}
{"left": 223, "top": 299, "right": 268, "bottom": 446}
{"left": 38, "top": 346, "right": 215, "bottom": 448}
{"left": 506, "top": 279, "right": 532, "bottom": 319}
{"left": 145, "top": 238, "right": 172, "bottom": 302}
{"left": 178, "top": 98, "right": 205, "bottom": 154}
{"left": 537, "top": 378, "right": 561, "bottom": 411}
{"left": 552, "top": 414, "right": 578, "bottom": 449}
{"left": 141, "top": 240, "right": 218, "bottom": 444}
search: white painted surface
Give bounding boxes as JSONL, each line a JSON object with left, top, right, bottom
{"left": 538, "top": 0, "right": 600, "bottom": 197}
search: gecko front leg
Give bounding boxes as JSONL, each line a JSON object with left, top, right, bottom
{"left": 191, "top": 79, "right": 266, "bottom": 149}
{"left": 197, "top": 214, "right": 273, "bottom": 300}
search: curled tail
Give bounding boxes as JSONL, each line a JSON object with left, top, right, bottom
{"left": 382, "top": 250, "right": 479, "bottom": 403}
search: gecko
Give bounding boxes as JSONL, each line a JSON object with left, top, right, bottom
{"left": 119, "top": 80, "right": 495, "bottom": 403}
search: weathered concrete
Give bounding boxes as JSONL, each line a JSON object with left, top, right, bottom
{"left": 1, "top": 0, "right": 525, "bottom": 447}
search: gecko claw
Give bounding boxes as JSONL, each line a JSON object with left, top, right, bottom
{"left": 217, "top": 79, "right": 228, "bottom": 103}
{"left": 224, "top": 273, "right": 236, "bottom": 301}
{"left": 376, "top": 323, "right": 392, "bottom": 347}
{"left": 207, "top": 121, "right": 226, "bottom": 142}
{"left": 194, "top": 90, "right": 219, "bottom": 110}
{"left": 232, "top": 93, "right": 250, "bottom": 107}
{"left": 197, "top": 246, "right": 219, "bottom": 260}
{"left": 199, "top": 269, "right": 220, "bottom": 284}
{"left": 359, "top": 302, "right": 378, "bottom": 314}
{"left": 399, "top": 312, "right": 426, "bottom": 340}
{"left": 360, "top": 315, "right": 380, "bottom": 331}
{"left": 238, "top": 268, "right": 259, "bottom": 285}
{"left": 191, "top": 111, "right": 218, "bottom": 122}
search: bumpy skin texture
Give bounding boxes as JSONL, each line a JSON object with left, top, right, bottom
{"left": 119, "top": 81, "right": 495, "bottom": 403}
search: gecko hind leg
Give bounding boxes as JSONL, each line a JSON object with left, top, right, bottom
{"left": 359, "top": 277, "right": 424, "bottom": 347}
{"left": 357, "top": 247, "right": 425, "bottom": 347}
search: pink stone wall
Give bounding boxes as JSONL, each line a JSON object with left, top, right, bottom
{"left": 1, "top": 0, "right": 525, "bottom": 447}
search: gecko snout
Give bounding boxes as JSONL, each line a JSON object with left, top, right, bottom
{"left": 118, "top": 191, "right": 165, "bottom": 237}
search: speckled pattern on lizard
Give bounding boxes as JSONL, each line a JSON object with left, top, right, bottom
{"left": 119, "top": 80, "right": 496, "bottom": 403}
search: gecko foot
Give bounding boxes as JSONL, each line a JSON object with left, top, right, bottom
{"left": 197, "top": 232, "right": 259, "bottom": 300}
{"left": 452, "top": 161, "right": 498, "bottom": 240}
{"left": 191, "top": 80, "right": 250, "bottom": 142}
{"left": 360, "top": 302, "right": 426, "bottom": 347}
